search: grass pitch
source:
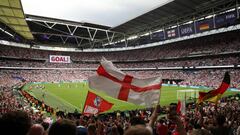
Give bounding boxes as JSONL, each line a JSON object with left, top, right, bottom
{"left": 22, "top": 82, "right": 238, "bottom": 113}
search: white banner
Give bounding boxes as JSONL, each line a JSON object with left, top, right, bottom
{"left": 88, "top": 59, "right": 161, "bottom": 107}
{"left": 49, "top": 55, "right": 71, "bottom": 63}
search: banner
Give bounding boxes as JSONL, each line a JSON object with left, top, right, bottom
{"left": 152, "top": 31, "right": 165, "bottom": 41}
{"left": 88, "top": 58, "right": 162, "bottom": 107}
{"left": 179, "top": 23, "right": 195, "bottom": 36}
{"left": 165, "top": 28, "right": 179, "bottom": 39}
{"left": 83, "top": 91, "right": 113, "bottom": 115}
{"left": 49, "top": 55, "right": 71, "bottom": 63}
{"left": 215, "top": 11, "right": 237, "bottom": 28}
{"left": 196, "top": 18, "right": 214, "bottom": 33}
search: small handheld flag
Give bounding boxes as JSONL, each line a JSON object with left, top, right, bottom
{"left": 83, "top": 91, "right": 113, "bottom": 115}
{"left": 176, "top": 100, "right": 186, "bottom": 116}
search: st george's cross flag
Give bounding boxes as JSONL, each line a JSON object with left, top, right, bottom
{"left": 198, "top": 72, "right": 230, "bottom": 104}
{"left": 176, "top": 100, "right": 186, "bottom": 116}
{"left": 83, "top": 91, "right": 113, "bottom": 115}
{"left": 88, "top": 59, "right": 162, "bottom": 107}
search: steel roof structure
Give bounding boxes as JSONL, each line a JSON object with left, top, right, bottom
{"left": 112, "top": 0, "right": 238, "bottom": 36}
{"left": 0, "top": 0, "right": 239, "bottom": 49}
{"left": 25, "top": 14, "right": 125, "bottom": 48}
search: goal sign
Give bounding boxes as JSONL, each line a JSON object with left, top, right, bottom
{"left": 49, "top": 55, "right": 71, "bottom": 63}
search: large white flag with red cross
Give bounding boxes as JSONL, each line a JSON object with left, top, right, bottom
{"left": 88, "top": 59, "right": 162, "bottom": 107}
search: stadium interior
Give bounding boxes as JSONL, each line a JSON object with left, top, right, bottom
{"left": 1, "top": 0, "right": 240, "bottom": 135}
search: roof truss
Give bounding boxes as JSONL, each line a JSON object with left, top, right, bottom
{"left": 26, "top": 15, "right": 126, "bottom": 48}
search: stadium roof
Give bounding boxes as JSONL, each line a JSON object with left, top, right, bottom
{"left": 0, "top": 0, "right": 33, "bottom": 39}
{"left": 0, "top": 0, "right": 237, "bottom": 49}
{"left": 25, "top": 14, "right": 124, "bottom": 48}
{"left": 112, "top": 0, "right": 237, "bottom": 35}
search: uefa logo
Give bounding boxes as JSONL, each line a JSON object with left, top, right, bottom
{"left": 94, "top": 96, "right": 102, "bottom": 107}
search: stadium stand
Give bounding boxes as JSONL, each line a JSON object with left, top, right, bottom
{"left": 1, "top": 31, "right": 239, "bottom": 89}
{"left": 1, "top": 30, "right": 240, "bottom": 135}
{"left": 0, "top": 31, "right": 240, "bottom": 61}
{"left": 1, "top": 83, "right": 240, "bottom": 135}
{"left": 1, "top": 0, "right": 240, "bottom": 135}
{"left": 1, "top": 38, "right": 240, "bottom": 134}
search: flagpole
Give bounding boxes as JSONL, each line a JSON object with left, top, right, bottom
{"left": 158, "top": 81, "right": 163, "bottom": 105}
{"left": 184, "top": 90, "right": 186, "bottom": 107}
{"left": 148, "top": 81, "right": 162, "bottom": 128}
{"left": 184, "top": 90, "right": 186, "bottom": 118}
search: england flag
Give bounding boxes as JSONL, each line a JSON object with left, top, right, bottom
{"left": 88, "top": 59, "right": 162, "bottom": 107}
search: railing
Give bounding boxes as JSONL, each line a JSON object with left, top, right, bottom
{"left": 0, "top": 65, "right": 238, "bottom": 71}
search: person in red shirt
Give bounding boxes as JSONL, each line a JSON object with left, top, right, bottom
{"left": 156, "top": 119, "right": 168, "bottom": 135}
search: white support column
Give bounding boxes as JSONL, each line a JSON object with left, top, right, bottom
{"left": 44, "top": 22, "right": 56, "bottom": 29}
{"left": 87, "top": 28, "right": 98, "bottom": 41}
{"left": 75, "top": 38, "right": 83, "bottom": 47}
{"left": 67, "top": 25, "right": 78, "bottom": 35}
{"left": 92, "top": 30, "right": 97, "bottom": 40}
{"left": 105, "top": 31, "right": 110, "bottom": 45}
{"left": 149, "top": 31, "right": 153, "bottom": 39}
{"left": 124, "top": 35, "right": 128, "bottom": 47}
{"left": 237, "top": 0, "right": 239, "bottom": 18}
{"left": 177, "top": 22, "right": 180, "bottom": 37}
{"left": 60, "top": 36, "right": 68, "bottom": 44}
{"left": 163, "top": 27, "right": 166, "bottom": 40}
{"left": 213, "top": 9, "right": 216, "bottom": 29}
{"left": 193, "top": 17, "right": 197, "bottom": 34}
{"left": 89, "top": 39, "right": 95, "bottom": 48}
{"left": 111, "top": 33, "right": 115, "bottom": 42}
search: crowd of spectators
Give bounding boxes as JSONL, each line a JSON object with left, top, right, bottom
{"left": 1, "top": 83, "right": 240, "bottom": 135}
{"left": 0, "top": 85, "right": 43, "bottom": 122}
{"left": 0, "top": 55, "right": 239, "bottom": 68}
{"left": 0, "top": 31, "right": 240, "bottom": 61}
{"left": 0, "top": 69, "right": 239, "bottom": 89}
{"left": 1, "top": 31, "right": 240, "bottom": 135}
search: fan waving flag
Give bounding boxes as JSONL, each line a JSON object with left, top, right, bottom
{"left": 88, "top": 59, "right": 162, "bottom": 107}
{"left": 198, "top": 72, "right": 230, "bottom": 104}
{"left": 83, "top": 91, "right": 113, "bottom": 115}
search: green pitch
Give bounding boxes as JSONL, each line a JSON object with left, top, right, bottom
{"left": 21, "top": 82, "right": 238, "bottom": 113}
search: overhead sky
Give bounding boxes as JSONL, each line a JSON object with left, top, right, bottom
{"left": 21, "top": 0, "right": 172, "bottom": 27}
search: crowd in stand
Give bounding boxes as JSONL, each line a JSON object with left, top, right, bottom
{"left": 0, "top": 31, "right": 240, "bottom": 61}
{"left": 0, "top": 85, "right": 43, "bottom": 122}
{"left": 1, "top": 69, "right": 239, "bottom": 89}
{"left": 1, "top": 82, "right": 240, "bottom": 135}
{"left": 1, "top": 31, "right": 240, "bottom": 135}
{"left": 0, "top": 55, "right": 239, "bottom": 68}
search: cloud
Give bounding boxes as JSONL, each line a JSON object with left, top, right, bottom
{"left": 21, "top": 0, "right": 172, "bottom": 27}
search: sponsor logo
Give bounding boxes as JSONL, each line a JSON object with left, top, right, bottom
{"left": 181, "top": 27, "right": 193, "bottom": 35}
{"left": 226, "top": 13, "right": 235, "bottom": 20}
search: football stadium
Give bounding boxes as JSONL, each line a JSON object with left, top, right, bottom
{"left": 0, "top": 0, "right": 240, "bottom": 135}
